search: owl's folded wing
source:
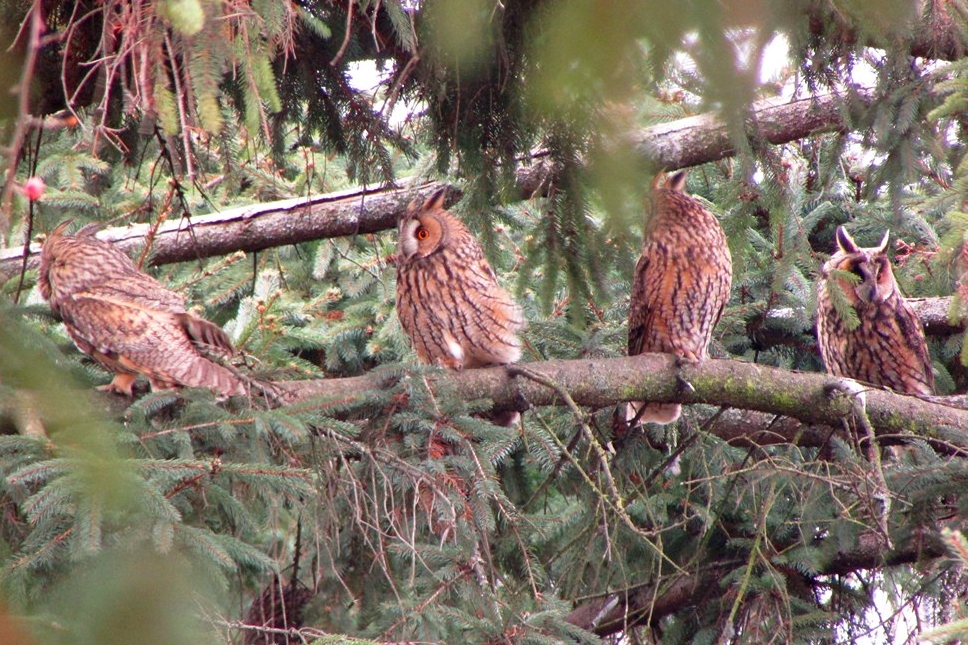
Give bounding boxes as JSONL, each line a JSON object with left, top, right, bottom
{"left": 60, "top": 291, "right": 244, "bottom": 395}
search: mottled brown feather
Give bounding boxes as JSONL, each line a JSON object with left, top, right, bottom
{"left": 628, "top": 171, "right": 732, "bottom": 424}
{"left": 816, "top": 226, "right": 934, "bottom": 396}
{"left": 38, "top": 222, "right": 247, "bottom": 397}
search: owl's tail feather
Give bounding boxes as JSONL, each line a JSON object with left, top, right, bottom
{"left": 627, "top": 401, "right": 681, "bottom": 426}
{"left": 176, "top": 313, "right": 288, "bottom": 405}
{"left": 206, "top": 364, "right": 288, "bottom": 406}
{"left": 179, "top": 314, "right": 236, "bottom": 356}
{"left": 161, "top": 356, "right": 284, "bottom": 406}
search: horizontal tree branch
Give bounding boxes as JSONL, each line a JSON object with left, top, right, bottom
{"left": 518, "top": 87, "right": 872, "bottom": 194}
{"left": 277, "top": 354, "right": 968, "bottom": 453}
{"left": 566, "top": 527, "right": 945, "bottom": 636}
{"left": 630, "top": 86, "right": 873, "bottom": 171}
{"left": 2, "top": 87, "right": 874, "bottom": 284}
{"left": 0, "top": 182, "right": 454, "bottom": 284}
{"left": 808, "top": 3, "right": 968, "bottom": 63}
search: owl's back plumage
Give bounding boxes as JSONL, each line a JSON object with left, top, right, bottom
{"left": 395, "top": 189, "right": 523, "bottom": 370}
{"left": 39, "top": 222, "right": 249, "bottom": 397}
{"left": 816, "top": 226, "right": 933, "bottom": 396}
{"left": 628, "top": 171, "right": 732, "bottom": 424}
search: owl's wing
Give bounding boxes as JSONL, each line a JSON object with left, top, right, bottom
{"left": 461, "top": 260, "right": 524, "bottom": 367}
{"left": 95, "top": 278, "right": 187, "bottom": 311}
{"left": 62, "top": 291, "right": 244, "bottom": 395}
{"left": 895, "top": 299, "right": 935, "bottom": 394}
{"left": 179, "top": 313, "right": 236, "bottom": 357}
{"left": 627, "top": 252, "right": 651, "bottom": 356}
{"left": 88, "top": 284, "right": 233, "bottom": 355}
{"left": 815, "top": 281, "right": 848, "bottom": 368}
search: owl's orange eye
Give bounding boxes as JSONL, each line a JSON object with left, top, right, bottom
{"left": 416, "top": 227, "right": 430, "bottom": 241}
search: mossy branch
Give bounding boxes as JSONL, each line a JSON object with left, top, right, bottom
{"left": 277, "top": 354, "right": 968, "bottom": 454}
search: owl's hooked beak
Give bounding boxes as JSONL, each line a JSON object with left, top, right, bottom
{"left": 853, "top": 258, "right": 895, "bottom": 304}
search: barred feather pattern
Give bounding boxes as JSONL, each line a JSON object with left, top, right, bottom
{"left": 38, "top": 221, "right": 247, "bottom": 397}
{"left": 816, "top": 226, "right": 934, "bottom": 396}
{"left": 395, "top": 190, "right": 523, "bottom": 370}
{"left": 628, "top": 172, "right": 732, "bottom": 425}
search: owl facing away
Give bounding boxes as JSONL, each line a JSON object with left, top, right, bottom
{"left": 628, "top": 171, "right": 732, "bottom": 424}
{"left": 816, "top": 226, "right": 934, "bottom": 396}
{"left": 396, "top": 189, "right": 524, "bottom": 370}
{"left": 38, "top": 221, "right": 249, "bottom": 397}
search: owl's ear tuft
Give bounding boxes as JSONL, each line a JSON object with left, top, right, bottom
{"left": 875, "top": 230, "right": 890, "bottom": 253}
{"left": 75, "top": 223, "right": 102, "bottom": 238}
{"left": 49, "top": 219, "right": 74, "bottom": 238}
{"left": 666, "top": 171, "right": 687, "bottom": 193}
{"left": 423, "top": 187, "right": 450, "bottom": 212}
{"left": 835, "top": 226, "right": 860, "bottom": 254}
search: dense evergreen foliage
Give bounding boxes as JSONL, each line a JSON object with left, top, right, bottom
{"left": 1, "top": 1, "right": 968, "bottom": 644}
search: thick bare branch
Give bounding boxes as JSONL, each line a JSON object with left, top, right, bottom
{"left": 630, "top": 86, "right": 873, "bottom": 171}
{"left": 752, "top": 299, "right": 966, "bottom": 351}
{"left": 519, "top": 87, "right": 873, "bottom": 193}
{"left": 0, "top": 182, "right": 455, "bottom": 284}
{"left": 2, "top": 88, "right": 873, "bottom": 283}
{"left": 278, "top": 354, "right": 968, "bottom": 451}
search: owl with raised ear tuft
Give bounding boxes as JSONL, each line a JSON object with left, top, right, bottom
{"left": 815, "top": 226, "right": 934, "bottom": 396}
{"left": 627, "top": 171, "right": 733, "bottom": 425}
{"left": 38, "top": 221, "right": 252, "bottom": 398}
{"left": 395, "top": 188, "right": 524, "bottom": 370}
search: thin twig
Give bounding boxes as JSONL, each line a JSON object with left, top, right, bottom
{"left": 330, "top": 0, "right": 354, "bottom": 66}
{"left": 381, "top": 54, "right": 420, "bottom": 120}
{"left": 1, "top": 1, "right": 45, "bottom": 243}
{"left": 846, "top": 383, "right": 894, "bottom": 551}
{"left": 13, "top": 126, "right": 43, "bottom": 303}
{"left": 506, "top": 364, "right": 683, "bottom": 572}
{"left": 163, "top": 32, "right": 196, "bottom": 180}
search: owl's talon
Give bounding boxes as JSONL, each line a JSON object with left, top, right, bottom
{"left": 675, "top": 374, "right": 696, "bottom": 395}
{"left": 97, "top": 372, "right": 138, "bottom": 396}
{"left": 674, "top": 352, "right": 701, "bottom": 368}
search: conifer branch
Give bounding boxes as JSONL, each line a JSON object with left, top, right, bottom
{"left": 566, "top": 527, "right": 945, "bottom": 637}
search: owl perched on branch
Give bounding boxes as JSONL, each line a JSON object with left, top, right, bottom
{"left": 627, "top": 171, "right": 732, "bottom": 425}
{"left": 816, "top": 226, "right": 934, "bottom": 396}
{"left": 38, "top": 221, "right": 250, "bottom": 398}
{"left": 395, "top": 188, "right": 524, "bottom": 370}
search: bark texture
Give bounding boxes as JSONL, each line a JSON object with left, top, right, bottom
{"left": 277, "top": 354, "right": 968, "bottom": 450}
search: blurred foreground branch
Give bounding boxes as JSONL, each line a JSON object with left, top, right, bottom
{"left": 1, "top": 87, "right": 873, "bottom": 283}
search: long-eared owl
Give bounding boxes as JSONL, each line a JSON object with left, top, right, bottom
{"left": 38, "top": 221, "right": 249, "bottom": 397}
{"left": 628, "top": 171, "right": 732, "bottom": 424}
{"left": 816, "top": 226, "right": 933, "bottom": 395}
{"left": 395, "top": 189, "right": 524, "bottom": 370}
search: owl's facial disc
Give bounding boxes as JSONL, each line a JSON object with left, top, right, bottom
{"left": 398, "top": 214, "right": 443, "bottom": 260}
{"left": 839, "top": 254, "right": 894, "bottom": 304}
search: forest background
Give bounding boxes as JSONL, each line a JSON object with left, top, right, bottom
{"left": 1, "top": 0, "right": 968, "bottom": 643}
